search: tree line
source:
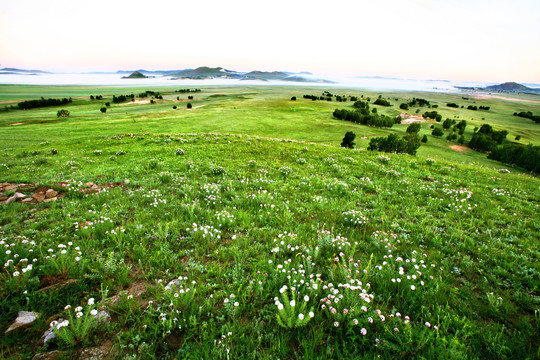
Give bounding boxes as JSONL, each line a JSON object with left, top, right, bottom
{"left": 17, "top": 97, "right": 72, "bottom": 110}
{"left": 514, "top": 111, "right": 540, "bottom": 123}
{"left": 333, "top": 100, "right": 396, "bottom": 128}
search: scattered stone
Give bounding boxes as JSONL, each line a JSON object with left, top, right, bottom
{"left": 40, "top": 327, "right": 56, "bottom": 347}
{"left": 5, "top": 311, "right": 40, "bottom": 333}
{"left": 0, "top": 194, "right": 7, "bottom": 201}
{"left": 43, "top": 197, "right": 57, "bottom": 203}
{"left": 45, "top": 189, "right": 58, "bottom": 199}
{"left": 79, "top": 347, "right": 106, "bottom": 360}
{"left": 32, "top": 193, "right": 46, "bottom": 203}
{"left": 32, "top": 351, "right": 63, "bottom": 360}
{"left": 4, "top": 184, "right": 18, "bottom": 191}
{"left": 95, "top": 310, "right": 111, "bottom": 324}
{"left": 22, "top": 197, "right": 35, "bottom": 204}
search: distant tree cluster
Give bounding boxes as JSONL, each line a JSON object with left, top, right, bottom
{"left": 17, "top": 97, "right": 71, "bottom": 110}
{"left": 468, "top": 124, "right": 508, "bottom": 152}
{"left": 479, "top": 106, "right": 490, "bottom": 111}
{"left": 138, "top": 90, "right": 162, "bottom": 99}
{"left": 432, "top": 127, "right": 444, "bottom": 137}
{"left": 423, "top": 111, "right": 442, "bottom": 122}
{"left": 333, "top": 100, "right": 395, "bottom": 128}
{"left": 467, "top": 105, "right": 478, "bottom": 111}
{"left": 301, "top": 91, "right": 357, "bottom": 102}
{"left": 488, "top": 144, "right": 540, "bottom": 174}
{"left": 175, "top": 89, "right": 201, "bottom": 93}
{"left": 373, "top": 98, "right": 392, "bottom": 107}
{"left": 112, "top": 94, "right": 135, "bottom": 104}
{"left": 90, "top": 95, "right": 103, "bottom": 100}
{"left": 446, "top": 103, "right": 459, "bottom": 108}
{"left": 408, "top": 98, "right": 430, "bottom": 107}
{"left": 57, "top": 109, "right": 70, "bottom": 118}
{"left": 514, "top": 111, "right": 540, "bottom": 123}
{"left": 368, "top": 133, "right": 421, "bottom": 155}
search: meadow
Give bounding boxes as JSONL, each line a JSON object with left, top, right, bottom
{"left": 0, "top": 84, "right": 539, "bottom": 359}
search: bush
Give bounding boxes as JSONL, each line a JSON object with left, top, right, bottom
{"left": 187, "top": 103, "right": 192, "bottom": 109}
{"left": 173, "top": 106, "right": 177, "bottom": 109}
{"left": 100, "top": 107, "right": 107, "bottom": 113}
{"left": 291, "top": 96, "right": 296, "bottom": 101}
{"left": 432, "top": 127, "right": 444, "bottom": 137}
{"left": 406, "top": 123, "right": 421, "bottom": 134}
{"left": 368, "top": 133, "right": 421, "bottom": 155}
{"left": 424, "top": 111, "right": 442, "bottom": 122}
{"left": 341, "top": 131, "right": 356, "bottom": 149}
{"left": 421, "top": 135, "right": 428, "bottom": 143}
{"left": 57, "top": 109, "right": 70, "bottom": 118}
{"left": 373, "top": 98, "right": 392, "bottom": 106}
{"left": 488, "top": 144, "right": 540, "bottom": 174}
{"left": 400, "top": 103, "right": 409, "bottom": 110}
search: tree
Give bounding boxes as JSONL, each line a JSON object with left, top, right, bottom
{"left": 341, "top": 131, "right": 356, "bottom": 149}
{"left": 421, "top": 135, "right": 428, "bottom": 143}
{"left": 432, "top": 127, "right": 444, "bottom": 137}
{"left": 406, "top": 123, "right": 421, "bottom": 134}
{"left": 100, "top": 107, "right": 107, "bottom": 113}
{"left": 400, "top": 103, "right": 409, "bottom": 110}
{"left": 291, "top": 96, "right": 297, "bottom": 101}
{"left": 173, "top": 105, "right": 177, "bottom": 109}
{"left": 57, "top": 109, "right": 70, "bottom": 118}
{"left": 187, "top": 103, "right": 192, "bottom": 109}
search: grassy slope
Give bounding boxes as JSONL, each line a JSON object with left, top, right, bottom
{"left": 0, "top": 133, "right": 538, "bottom": 359}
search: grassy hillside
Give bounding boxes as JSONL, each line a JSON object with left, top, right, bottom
{"left": 0, "top": 132, "right": 539, "bottom": 359}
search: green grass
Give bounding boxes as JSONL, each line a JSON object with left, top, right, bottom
{"left": 0, "top": 85, "right": 539, "bottom": 359}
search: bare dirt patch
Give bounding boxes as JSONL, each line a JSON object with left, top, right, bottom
{"left": 399, "top": 113, "right": 426, "bottom": 124}
{"left": 450, "top": 145, "right": 469, "bottom": 153}
{"left": 117, "top": 99, "right": 150, "bottom": 106}
{"left": 9, "top": 122, "right": 23, "bottom": 126}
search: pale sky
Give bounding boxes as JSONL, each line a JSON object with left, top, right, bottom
{"left": 1, "top": 0, "right": 539, "bottom": 82}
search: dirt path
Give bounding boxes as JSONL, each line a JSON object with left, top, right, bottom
{"left": 450, "top": 145, "right": 469, "bottom": 153}
{"left": 473, "top": 94, "right": 540, "bottom": 104}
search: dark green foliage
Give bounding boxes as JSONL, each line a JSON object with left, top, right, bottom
{"left": 368, "top": 133, "right": 421, "bottom": 155}
{"left": 188, "top": 96, "right": 194, "bottom": 100}
{"left": 17, "top": 97, "right": 71, "bottom": 110}
{"left": 373, "top": 98, "right": 392, "bottom": 106}
{"left": 432, "top": 127, "right": 444, "bottom": 137}
{"left": 100, "top": 107, "right": 107, "bottom": 113}
{"left": 172, "top": 106, "right": 177, "bottom": 109}
{"left": 446, "top": 133, "right": 458, "bottom": 141}
{"left": 175, "top": 89, "right": 201, "bottom": 93}
{"left": 112, "top": 94, "right": 135, "bottom": 104}
{"left": 333, "top": 109, "right": 394, "bottom": 128}
{"left": 458, "top": 136, "right": 465, "bottom": 144}
{"left": 515, "top": 135, "right": 521, "bottom": 141}
{"left": 423, "top": 111, "right": 442, "bottom": 122}
{"left": 488, "top": 144, "right": 540, "bottom": 174}
{"left": 408, "top": 98, "right": 430, "bottom": 107}
{"left": 340, "top": 131, "right": 356, "bottom": 149}
{"left": 105, "top": 102, "right": 110, "bottom": 107}
{"left": 447, "top": 103, "right": 459, "bottom": 108}
{"left": 291, "top": 96, "right": 296, "bottom": 101}
{"left": 187, "top": 103, "right": 192, "bottom": 109}
{"left": 514, "top": 111, "right": 540, "bottom": 123}
{"left": 139, "top": 90, "right": 161, "bottom": 98}
{"left": 90, "top": 95, "right": 103, "bottom": 100}
{"left": 421, "top": 135, "right": 428, "bottom": 143}
{"left": 372, "top": 108, "right": 377, "bottom": 114}
{"left": 399, "top": 103, "right": 409, "bottom": 110}
{"left": 479, "top": 106, "right": 490, "bottom": 111}
{"left": 57, "top": 109, "right": 70, "bottom": 118}
{"left": 442, "top": 119, "right": 454, "bottom": 129}
{"left": 467, "top": 105, "right": 478, "bottom": 111}
{"left": 406, "top": 123, "right": 421, "bottom": 134}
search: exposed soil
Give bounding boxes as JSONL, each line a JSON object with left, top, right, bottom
{"left": 450, "top": 145, "right": 469, "bottom": 153}
{"left": 472, "top": 94, "right": 540, "bottom": 104}
{"left": 117, "top": 99, "right": 150, "bottom": 106}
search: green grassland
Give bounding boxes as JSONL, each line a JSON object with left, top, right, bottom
{"left": 0, "top": 84, "right": 539, "bottom": 359}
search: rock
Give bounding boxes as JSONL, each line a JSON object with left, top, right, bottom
{"left": 43, "top": 197, "right": 57, "bottom": 203}
{"left": 32, "top": 351, "right": 63, "bottom": 360}
{"left": 32, "top": 193, "right": 46, "bottom": 203}
{"left": 40, "top": 326, "right": 56, "bottom": 347}
{"left": 95, "top": 310, "right": 111, "bottom": 324}
{"left": 165, "top": 279, "right": 180, "bottom": 290}
{"left": 22, "top": 197, "right": 35, "bottom": 204}
{"left": 5, "top": 185, "right": 18, "bottom": 191}
{"left": 0, "top": 194, "right": 7, "bottom": 201}
{"left": 14, "top": 192, "right": 26, "bottom": 198}
{"left": 5, "top": 311, "right": 40, "bottom": 333}
{"left": 79, "top": 347, "right": 106, "bottom": 360}
{"left": 45, "top": 189, "right": 58, "bottom": 199}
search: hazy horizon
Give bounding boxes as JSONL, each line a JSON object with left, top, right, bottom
{"left": 1, "top": 0, "right": 539, "bottom": 84}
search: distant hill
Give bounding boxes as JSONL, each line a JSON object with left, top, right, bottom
{"left": 484, "top": 82, "right": 539, "bottom": 92}
{"left": 244, "top": 71, "right": 289, "bottom": 80}
{"left": 456, "top": 82, "right": 540, "bottom": 94}
{"left": 122, "top": 71, "right": 148, "bottom": 79}
{"left": 0, "top": 67, "right": 49, "bottom": 75}
{"left": 116, "top": 69, "right": 187, "bottom": 76}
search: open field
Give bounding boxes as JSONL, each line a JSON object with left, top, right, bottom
{"left": 0, "top": 85, "right": 539, "bottom": 359}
